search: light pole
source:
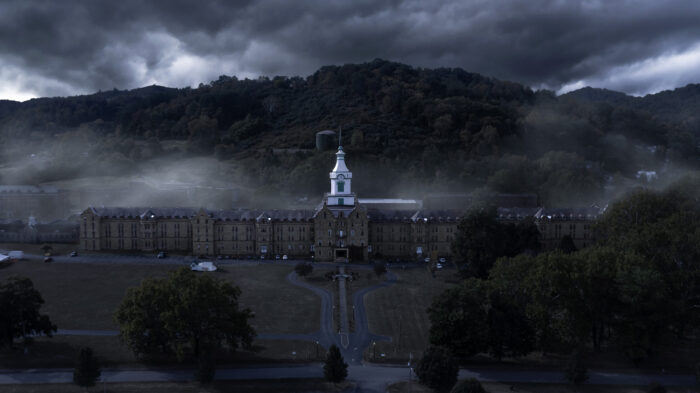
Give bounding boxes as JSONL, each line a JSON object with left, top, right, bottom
{"left": 408, "top": 352, "right": 413, "bottom": 393}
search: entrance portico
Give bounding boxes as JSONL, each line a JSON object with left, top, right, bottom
{"left": 334, "top": 248, "right": 349, "bottom": 262}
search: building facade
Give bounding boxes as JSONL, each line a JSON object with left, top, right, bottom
{"left": 0, "top": 185, "right": 69, "bottom": 221}
{"left": 80, "top": 145, "right": 603, "bottom": 261}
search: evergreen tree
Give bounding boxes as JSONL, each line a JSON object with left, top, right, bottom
{"left": 323, "top": 344, "right": 348, "bottom": 383}
{"left": 73, "top": 347, "right": 101, "bottom": 388}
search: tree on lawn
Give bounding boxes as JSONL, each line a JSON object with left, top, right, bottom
{"left": 323, "top": 344, "right": 348, "bottom": 383}
{"left": 427, "top": 278, "right": 489, "bottom": 358}
{"left": 0, "top": 277, "right": 56, "bottom": 349}
{"left": 294, "top": 262, "right": 313, "bottom": 277}
{"left": 415, "top": 346, "right": 459, "bottom": 393}
{"left": 115, "top": 267, "right": 255, "bottom": 363}
{"left": 73, "top": 347, "right": 101, "bottom": 389}
{"left": 452, "top": 209, "right": 539, "bottom": 279}
{"left": 41, "top": 243, "right": 53, "bottom": 255}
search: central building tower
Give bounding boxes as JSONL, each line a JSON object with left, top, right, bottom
{"left": 327, "top": 138, "right": 355, "bottom": 206}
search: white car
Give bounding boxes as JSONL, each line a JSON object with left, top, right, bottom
{"left": 190, "top": 261, "right": 217, "bottom": 272}
{"left": 424, "top": 257, "right": 430, "bottom": 263}
{"left": 282, "top": 255, "right": 288, "bottom": 260}
{"left": 436, "top": 263, "right": 443, "bottom": 269}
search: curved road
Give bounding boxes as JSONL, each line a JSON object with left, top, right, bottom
{"left": 1, "top": 365, "right": 697, "bottom": 389}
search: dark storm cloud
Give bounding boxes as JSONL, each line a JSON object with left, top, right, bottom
{"left": 1, "top": 0, "right": 700, "bottom": 100}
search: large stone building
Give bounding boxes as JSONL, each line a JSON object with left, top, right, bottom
{"left": 80, "top": 144, "right": 603, "bottom": 261}
{"left": 0, "top": 185, "right": 69, "bottom": 221}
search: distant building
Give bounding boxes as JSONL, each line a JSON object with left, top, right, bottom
{"left": 0, "top": 218, "right": 79, "bottom": 243}
{"left": 0, "top": 185, "right": 69, "bottom": 221}
{"left": 80, "top": 144, "right": 601, "bottom": 260}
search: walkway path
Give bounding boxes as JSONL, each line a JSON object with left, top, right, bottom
{"left": 285, "top": 266, "right": 396, "bottom": 365}
{"left": 337, "top": 266, "right": 350, "bottom": 349}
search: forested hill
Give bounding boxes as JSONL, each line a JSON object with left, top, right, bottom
{"left": 0, "top": 59, "right": 698, "bottom": 207}
{"left": 563, "top": 84, "right": 700, "bottom": 125}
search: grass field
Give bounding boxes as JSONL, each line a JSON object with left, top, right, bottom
{"left": 0, "top": 259, "right": 322, "bottom": 367}
{"left": 363, "top": 266, "right": 456, "bottom": 362}
{"left": 0, "top": 379, "right": 353, "bottom": 393}
{"left": 302, "top": 265, "right": 385, "bottom": 333}
{"left": 0, "top": 260, "right": 319, "bottom": 333}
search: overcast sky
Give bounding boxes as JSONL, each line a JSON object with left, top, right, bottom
{"left": 1, "top": 0, "right": 700, "bottom": 101}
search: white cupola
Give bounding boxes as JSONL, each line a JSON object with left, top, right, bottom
{"left": 327, "top": 131, "right": 354, "bottom": 206}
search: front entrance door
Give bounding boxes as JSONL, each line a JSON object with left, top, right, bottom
{"left": 334, "top": 248, "right": 349, "bottom": 262}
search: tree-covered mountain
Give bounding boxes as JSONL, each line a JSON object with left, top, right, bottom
{"left": 1, "top": 59, "right": 698, "bottom": 207}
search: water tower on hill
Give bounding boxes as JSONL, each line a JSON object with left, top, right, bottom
{"left": 315, "top": 130, "right": 337, "bottom": 151}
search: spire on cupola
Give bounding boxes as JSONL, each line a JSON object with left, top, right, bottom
{"left": 327, "top": 126, "right": 355, "bottom": 207}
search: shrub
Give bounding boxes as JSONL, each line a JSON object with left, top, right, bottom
{"left": 415, "top": 346, "right": 459, "bottom": 393}
{"left": 450, "top": 378, "right": 486, "bottom": 393}
{"left": 295, "top": 262, "right": 313, "bottom": 277}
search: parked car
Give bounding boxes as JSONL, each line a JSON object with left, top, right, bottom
{"left": 156, "top": 251, "right": 166, "bottom": 259}
{"left": 275, "top": 254, "right": 281, "bottom": 260}
{"left": 190, "top": 261, "right": 217, "bottom": 272}
{"left": 69, "top": 251, "right": 78, "bottom": 257}
{"left": 216, "top": 255, "right": 223, "bottom": 260}
{"left": 9, "top": 250, "right": 24, "bottom": 260}
{"left": 439, "top": 257, "right": 446, "bottom": 263}
{"left": 436, "top": 263, "right": 444, "bottom": 269}
{"left": 424, "top": 257, "right": 430, "bottom": 263}
{"left": 43, "top": 256, "right": 52, "bottom": 263}
{"left": 282, "top": 254, "right": 288, "bottom": 260}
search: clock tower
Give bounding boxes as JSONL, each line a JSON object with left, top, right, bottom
{"left": 327, "top": 135, "right": 355, "bottom": 206}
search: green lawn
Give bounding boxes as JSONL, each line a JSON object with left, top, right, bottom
{"left": 0, "top": 380, "right": 353, "bottom": 393}
{"left": 363, "top": 266, "right": 456, "bottom": 362}
{"left": 0, "top": 259, "right": 322, "bottom": 368}
{"left": 0, "top": 260, "right": 319, "bottom": 334}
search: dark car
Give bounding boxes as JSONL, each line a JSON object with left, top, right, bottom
{"left": 69, "top": 251, "right": 78, "bottom": 257}
{"left": 44, "top": 256, "right": 52, "bottom": 263}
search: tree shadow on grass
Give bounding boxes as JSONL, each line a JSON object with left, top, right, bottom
{"left": 0, "top": 339, "right": 75, "bottom": 368}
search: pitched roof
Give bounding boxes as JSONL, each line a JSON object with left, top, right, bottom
{"left": 536, "top": 207, "right": 604, "bottom": 221}
{"left": 88, "top": 207, "right": 197, "bottom": 218}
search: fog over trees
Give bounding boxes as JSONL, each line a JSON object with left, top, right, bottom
{"left": 1, "top": 59, "right": 698, "bottom": 208}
